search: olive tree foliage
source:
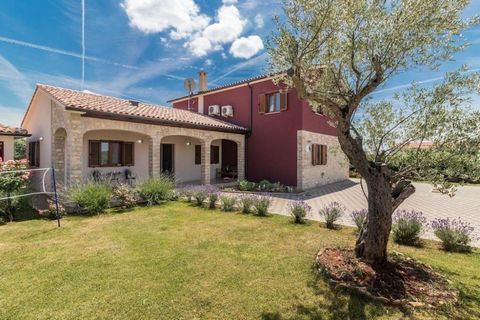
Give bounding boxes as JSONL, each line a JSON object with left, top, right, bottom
{"left": 268, "top": 0, "right": 480, "bottom": 263}
{"left": 357, "top": 71, "right": 480, "bottom": 192}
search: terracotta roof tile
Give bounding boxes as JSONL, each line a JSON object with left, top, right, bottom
{"left": 0, "top": 123, "right": 29, "bottom": 136}
{"left": 38, "top": 84, "right": 247, "bottom": 133}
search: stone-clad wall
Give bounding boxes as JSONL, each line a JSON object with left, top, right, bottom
{"left": 49, "top": 104, "right": 245, "bottom": 186}
{"left": 297, "top": 130, "right": 349, "bottom": 190}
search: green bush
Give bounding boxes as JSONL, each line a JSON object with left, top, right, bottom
{"left": 137, "top": 176, "right": 175, "bottom": 206}
{"left": 220, "top": 195, "right": 237, "bottom": 212}
{"left": 69, "top": 182, "right": 111, "bottom": 214}
{"left": 238, "top": 180, "right": 256, "bottom": 191}
{"left": 253, "top": 196, "right": 271, "bottom": 216}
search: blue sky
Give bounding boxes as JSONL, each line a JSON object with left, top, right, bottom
{"left": 0, "top": 0, "right": 479, "bottom": 127}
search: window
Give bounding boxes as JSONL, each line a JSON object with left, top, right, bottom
{"left": 259, "top": 91, "right": 288, "bottom": 114}
{"left": 210, "top": 145, "right": 220, "bottom": 164}
{"left": 28, "top": 141, "right": 40, "bottom": 167}
{"left": 0, "top": 141, "right": 3, "bottom": 162}
{"left": 88, "top": 140, "right": 134, "bottom": 167}
{"left": 312, "top": 144, "right": 327, "bottom": 166}
{"left": 195, "top": 145, "right": 201, "bottom": 165}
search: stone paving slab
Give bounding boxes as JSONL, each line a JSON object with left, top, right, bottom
{"left": 228, "top": 179, "right": 480, "bottom": 246}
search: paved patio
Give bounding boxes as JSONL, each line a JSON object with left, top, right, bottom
{"left": 235, "top": 179, "right": 480, "bottom": 246}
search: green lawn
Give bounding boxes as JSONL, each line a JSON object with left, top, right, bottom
{"left": 0, "top": 202, "right": 479, "bottom": 320}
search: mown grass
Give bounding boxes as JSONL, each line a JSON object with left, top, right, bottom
{"left": 0, "top": 201, "right": 478, "bottom": 320}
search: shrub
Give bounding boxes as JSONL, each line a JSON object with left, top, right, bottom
{"left": 38, "top": 199, "right": 66, "bottom": 219}
{"left": 180, "top": 186, "right": 195, "bottom": 202}
{"left": 239, "top": 195, "right": 256, "bottom": 214}
{"left": 112, "top": 184, "right": 137, "bottom": 209}
{"left": 432, "top": 218, "right": 476, "bottom": 252}
{"left": 253, "top": 196, "right": 271, "bottom": 216}
{"left": 69, "top": 181, "right": 111, "bottom": 214}
{"left": 0, "top": 159, "right": 30, "bottom": 221}
{"left": 218, "top": 195, "right": 236, "bottom": 212}
{"left": 258, "top": 180, "right": 273, "bottom": 191}
{"left": 137, "top": 175, "right": 175, "bottom": 206}
{"left": 192, "top": 186, "right": 209, "bottom": 207}
{"left": 238, "top": 180, "right": 256, "bottom": 191}
{"left": 350, "top": 209, "right": 367, "bottom": 232}
{"left": 319, "top": 202, "right": 345, "bottom": 229}
{"left": 392, "top": 209, "right": 427, "bottom": 246}
{"left": 205, "top": 185, "right": 220, "bottom": 209}
{"left": 289, "top": 200, "right": 311, "bottom": 224}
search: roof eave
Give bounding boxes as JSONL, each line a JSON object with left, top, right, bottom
{"left": 64, "top": 107, "right": 249, "bottom": 134}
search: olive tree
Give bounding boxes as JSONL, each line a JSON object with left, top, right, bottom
{"left": 268, "top": 0, "right": 480, "bottom": 263}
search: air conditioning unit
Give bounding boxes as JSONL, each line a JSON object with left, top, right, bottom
{"left": 221, "top": 105, "right": 234, "bottom": 117}
{"left": 208, "top": 105, "right": 220, "bottom": 116}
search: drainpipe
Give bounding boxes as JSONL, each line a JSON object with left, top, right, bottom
{"left": 245, "top": 82, "right": 254, "bottom": 180}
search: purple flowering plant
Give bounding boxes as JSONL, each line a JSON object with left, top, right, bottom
{"left": 431, "top": 217, "right": 476, "bottom": 252}
{"left": 289, "top": 200, "right": 311, "bottom": 224}
{"left": 319, "top": 201, "right": 345, "bottom": 229}
{"left": 253, "top": 195, "right": 272, "bottom": 216}
{"left": 392, "top": 209, "right": 427, "bottom": 246}
{"left": 350, "top": 209, "right": 367, "bottom": 232}
{"left": 239, "top": 195, "right": 256, "bottom": 214}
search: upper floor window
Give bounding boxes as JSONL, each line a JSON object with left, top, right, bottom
{"left": 89, "top": 140, "right": 134, "bottom": 167}
{"left": 259, "top": 91, "right": 288, "bottom": 114}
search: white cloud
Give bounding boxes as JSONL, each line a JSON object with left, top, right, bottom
{"left": 187, "top": 36, "right": 212, "bottom": 57}
{"left": 254, "top": 14, "right": 264, "bottom": 28}
{"left": 0, "top": 54, "right": 32, "bottom": 104}
{"left": 205, "top": 59, "right": 213, "bottom": 66}
{"left": 229, "top": 35, "right": 264, "bottom": 59}
{"left": 121, "top": 0, "right": 210, "bottom": 39}
{"left": 222, "top": 0, "right": 238, "bottom": 4}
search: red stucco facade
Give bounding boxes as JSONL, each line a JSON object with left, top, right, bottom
{"left": 172, "top": 77, "right": 337, "bottom": 187}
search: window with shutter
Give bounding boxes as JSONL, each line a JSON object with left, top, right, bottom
{"left": 195, "top": 145, "right": 201, "bottom": 164}
{"left": 210, "top": 145, "right": 220, "bottom": 164}
{"left": 123, "top": 142, "right": 134, "bottom": 166}
{"left": 311, "top": 144, "right": 327, "bottom": 166}
{"left": 280, "top": 91, "right": 288, "bottom": 111}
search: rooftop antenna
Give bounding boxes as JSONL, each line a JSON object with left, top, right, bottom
{"left": 184, "top": 78, "right": 196, "bottom": 111}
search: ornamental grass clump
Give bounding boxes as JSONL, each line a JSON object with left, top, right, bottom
{"left": 239, "top": 195, "right": 256, "bottom": 214}
{"left": 253, "top": 195, "right": 271, "bottom": 217}
{"left": 136, "top": 175, "right": 175, "bottom": 206}
{"left": 289, "top": 200, "right": 311, "bottom": 224}
{"left": 219, "top": 195, "right": 237, "bottom": 212}
{"left": 392, "top": 209, "right": 427, "bottom": 246}
{"left": 350, "top": 209, "right": 367, "bottom": 233}
{"left": 319, "top": 202, "right": 345, "bottom": 229}
{"left": 69, "top": 181, "right": 111, "bottom": 214}
{"left": 432, "top": 218, "right": 476, "bottom": 252}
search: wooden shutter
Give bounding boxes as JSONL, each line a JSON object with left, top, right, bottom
{"left": 0, "top": 141, "right": 4, "bottom": 162}
{"left": 258, "top": 93, "right": 266, "bottom": 114}
{"left": 35, "top": 141, "right": 40, "bottom": 167}
{"left": 195, "top": 145, "right": 201, "bottom": 164}
{"left": 280, "top": 91, "right": 288, "bottom": 111}
{"left": 123, "top": 142, "right": 134, "bottom": 166}
{"left": 321, "top": 145, "right": 328, "bottom": 165}
{"left": 89, "top": 141, "right": 100, "bottom": 167}
{"left": 311, "top": 144, "right": 318, "bottom": 166}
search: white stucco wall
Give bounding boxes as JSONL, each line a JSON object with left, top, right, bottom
{"left": 297, "top": 130, "right": 349, "bottom": 190}
{"left": 161, "top": 136, "right": 222, "bottom": 183}
{"left": 0, "top": 136, "right": 15, "bottom": 162}
{"left": 22, "top": 91, "right": 52, "bottom": 168}
{"left": 82, "top": 130, "right": 150, "bottom": 181}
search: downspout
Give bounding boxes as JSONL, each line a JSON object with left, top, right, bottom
{"left": 246, "top": 82, "right": 254, "bottom": 180}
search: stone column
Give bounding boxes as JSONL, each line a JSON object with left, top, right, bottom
{"left": 67, "top": 114, "right": 83, "bottom": 185}
{"left": 236, "top": 138, "right": 245, "bottom": 181}
{"left": 150, "top": 135, "right": 162, "bottom": 178}
{"left": 201, "top": 139, "right": 211, "bottom": 184}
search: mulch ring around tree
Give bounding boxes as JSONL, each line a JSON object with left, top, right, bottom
{"left": 315, "top": 247, "right": 458, "bottom": 308}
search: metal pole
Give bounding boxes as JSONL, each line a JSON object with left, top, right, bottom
{"left": 51, "top": 166, "right": 61, "bottom": 228}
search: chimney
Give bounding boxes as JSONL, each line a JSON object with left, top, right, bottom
{"left": 199, "top": 70, "right": 208, "bottom": 92}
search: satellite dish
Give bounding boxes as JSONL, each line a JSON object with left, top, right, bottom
{"left": 184, "top": 78, "right": 196, "bottom": 94}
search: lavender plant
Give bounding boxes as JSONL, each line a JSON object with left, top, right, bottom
{"left": 192, "top": 186, "right": 209, "bottom": 207}
{"left": 350, "top": 209, "right": 367, "bottom": 233}
{"left": 319, "top": 202, "right": 345, "bottom": 229}
{"left": 289, "top": 200, "right": 311, "bottom": 224}
{"left": 392, "top": 209, "right": 427, "bottom": 246}
{"left": 205, "top": 186, "right": 219, "bottom": 209}
{"left": 239, "top": 195, "right": 255, "bottom": 214}
{"left": 253, "top": 195, "right": 271, "bottom": 217}
{"left": 219, "top": 195, "right": 237, "bottom": 212}
{"left": 432, "top": 218, "right": 476, "bottom": 252}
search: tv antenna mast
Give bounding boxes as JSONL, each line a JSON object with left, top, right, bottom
{"left": 183, "top": 78, "right": 196, "bottom": 111}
